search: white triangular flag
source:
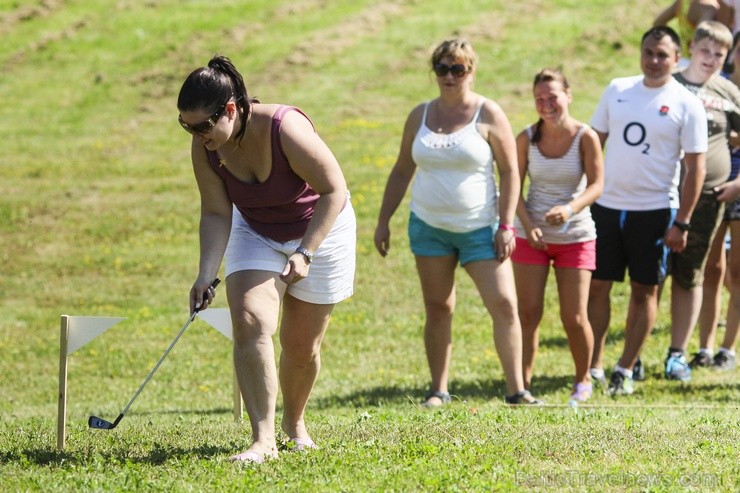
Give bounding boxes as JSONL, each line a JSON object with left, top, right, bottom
{"left": 67, "top": 316, "right": 125, "bottom": 354}
{"left": 196, "top": 308, "right": 233, "bottom": 340}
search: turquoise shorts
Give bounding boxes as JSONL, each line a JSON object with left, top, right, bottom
{"left": 408, "top": 212, "right": 496, "bottom": 266}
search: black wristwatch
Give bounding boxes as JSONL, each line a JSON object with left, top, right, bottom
{"left": 673, "top": 221, "right": 691, "bottom": 232}
{"left": 295, "top": 246, "right": 314, "bottom": 263}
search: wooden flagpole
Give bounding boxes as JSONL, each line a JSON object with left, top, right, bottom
{"left": 57, "top": 315, "right": 70, "bottom": 450}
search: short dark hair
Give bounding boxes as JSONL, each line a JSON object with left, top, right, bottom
{"left": 723, "top": 30, "right": 740, "bottom": 73}
{"left": 641, "top": 25, "right": 681, "bottom": 54}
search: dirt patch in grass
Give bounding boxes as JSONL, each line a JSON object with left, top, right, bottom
{"left": 249, "top": 1, "right": 411, "bottom": 89}
{"left": 0, "top": 0, "right": 64, "bottom": 34}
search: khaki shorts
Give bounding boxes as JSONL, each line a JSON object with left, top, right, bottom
{"left": 670, "top": 193, "right": 724, "bottom": 290}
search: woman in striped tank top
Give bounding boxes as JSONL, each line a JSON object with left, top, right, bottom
{"left": 512, "top": 69, "right": 604, "bottom": 403}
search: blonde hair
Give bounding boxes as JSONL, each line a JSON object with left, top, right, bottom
{"left": 692, "top": 20, "right": 733, "bottom": 51}
{"left": 430, "top": 38, "right": 478, "bottom": 72}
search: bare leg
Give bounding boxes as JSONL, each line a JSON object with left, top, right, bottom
{"left": 279, "top": 295, "right": 334, "bottom": 443}
{"left": 588, "top": 278, "right": 613, "bottom": 370}
{"left": 670, "top": 281, "right": 703, "bottom": 351}
{"left": 415, "top": 254, "right": 458, "bottom": 405}
{"left": 617, "top": 281, "right": 659, "bottom": 370}
{"left": 512, "top": 262, "right": 548, "bottom": 389}
{"left": 699, "top": 222, "right": 727, "bottom": 350}
{"left": 227, "top": 270, "right": 285, "bottom": 459}
{"left": 555, "top": 267, "right": 594, "bottom": 387}
{"left": 465, "top": 259, "right": 524, "bottom": 395}
{"left": 720, "top": 222, "right": 740, "bottom": 353}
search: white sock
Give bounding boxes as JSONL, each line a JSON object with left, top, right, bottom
{"left": 590, "top": 368, "right": 605, "bottom": 379}
{"left": 614, "top": 364, "right": 633, "bottom": 379}
{"left": 698, "top": 347, "right": 713, "bottom": 356}
{"left": 718, "top": 347, "right": 736, "bottom": 357}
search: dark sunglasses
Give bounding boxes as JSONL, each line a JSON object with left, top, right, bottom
{"left": 178, "top": 102, "right": 228, "bottom": 134}
{"left": 433, "top": 63, "right": 468, "bottom": 78}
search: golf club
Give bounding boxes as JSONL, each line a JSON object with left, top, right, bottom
{"left": 88, "top": 278, "right": 221, "bottom": 430}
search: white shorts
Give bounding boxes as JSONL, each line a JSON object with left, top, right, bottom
{"left": 224, "top": 199, "right": 356, "bottom": 304}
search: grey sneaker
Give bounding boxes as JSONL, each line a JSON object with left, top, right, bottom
{"left": 665, "top": 353, "right": 692, "bottom": 382}
{"left": 607, "top": 371, "right": 634, "bottom": 396}
{"left": 688, "top": 351, "right": 713, "bottom": 369}
{"left": 632, "top": 358, "right": 645, "bottom": 381}
{"left": 713, "top": 351, "right": 737, "bottom": 370}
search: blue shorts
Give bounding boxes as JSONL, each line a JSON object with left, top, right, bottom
{"left": 408, "top": 212, "right": 496, "bottom": 266}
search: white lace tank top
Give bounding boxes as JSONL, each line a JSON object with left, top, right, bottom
{"left": 514, "top": 125, "right": 596, "bottom": 244}
{"left": 409, "top": 99, "right": 498, "bottom": 232}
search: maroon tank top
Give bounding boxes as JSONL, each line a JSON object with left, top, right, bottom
{"left": 206, "top": 106, "right": 320, "bottom": 242}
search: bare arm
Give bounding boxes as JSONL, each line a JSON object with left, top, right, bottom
{"left": 374, "top": 105, "right": 423, "bottom": 256}
{"left": 687, "top": 0, "right": 720, "bottom": 25}
{"left": 714, "top": 80, "right": 740, "bottom": 200}
{"left": 572, "top": 127, "right": 604, "bottom": 213}
{"left": 514, "top": 129, "right": 546, "bottom": 250}
{"left": 718, "top": 1, "right": 734, "bottom": 29}
{"left": 653, "top": 0, "right": 680, "bottom": 25}
{"left": 190, "top": 140, "right": 234, "bottom": 312}
{"left": 482, "top": 100, "right": 520, "bottom": 261}
{"left": 665, "top": 151, "right": 706, "bottom": 252}
{"left": 279, "top": 110, "right": 348, "bottom": 283}
{"left": 595, "top": 130, "right": 609, "bottom": 148}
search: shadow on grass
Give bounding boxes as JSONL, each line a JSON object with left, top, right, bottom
{"left": 312, "top": 373, "right": 575, "bottom": 409}
{"left": 647, "top": 380, "right": 740, "bottom": 403}
{"left": 128, "top": 406, "right": 234, "bottom": 417}
{"left": 0, "top": 443, "right": 232, "bottom": 466}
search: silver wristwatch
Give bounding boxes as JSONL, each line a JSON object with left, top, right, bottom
{"left": 295, "top": 246, "right": 314, "bottom": 263}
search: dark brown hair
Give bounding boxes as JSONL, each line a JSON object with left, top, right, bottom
{"left": 177, "top": 55, "right": 258, "bottom": 144}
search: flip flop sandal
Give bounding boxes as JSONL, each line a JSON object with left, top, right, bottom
{"left": 505, "top": 390, "right": 544, "bottom": 405}
{"left": 423, "top": 390, "right": 451, "bottom": 407}
{"left": 229, "top": 450, "right": 267, "bottom": 463}
{"left": 281, "top": 437, "right": 318, "bottom": 452}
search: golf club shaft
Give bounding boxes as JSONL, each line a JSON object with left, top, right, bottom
{"left": 119, "top": 310, "right": 198, "bottom": 416}
{"left": 119, "top": 278, "right": 220, "bottom": 417}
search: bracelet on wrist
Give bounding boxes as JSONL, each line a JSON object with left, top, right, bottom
{"left": 565, "top": 204, "right": 574, "bottom": 219}
{"left": 295, "top": 246, "right": 314, "bottom": 263}
{"left": 498, "top": 224, "right": 516, "bottom": 234}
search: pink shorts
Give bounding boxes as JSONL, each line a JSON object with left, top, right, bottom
{"left": 512, "top": 237, "right": 596, "bottom": 270}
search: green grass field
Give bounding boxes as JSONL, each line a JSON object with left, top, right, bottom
{"left": 1, "top": 0, "right": 738, "bottom": 491}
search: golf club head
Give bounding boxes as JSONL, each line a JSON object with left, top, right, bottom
{"left": 88, "top": 413, "right": 123, "bottom": 430}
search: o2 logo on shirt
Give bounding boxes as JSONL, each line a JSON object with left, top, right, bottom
{"left": 623, "top": 122, "right": 650, "bottom": 155}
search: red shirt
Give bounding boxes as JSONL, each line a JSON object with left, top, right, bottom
{"left": 206, "top": 106, "right": 319, "bottom": 242}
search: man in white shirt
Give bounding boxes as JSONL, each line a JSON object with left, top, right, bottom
{"left": 588, "top": 25, "right": 708, "bottom": 395}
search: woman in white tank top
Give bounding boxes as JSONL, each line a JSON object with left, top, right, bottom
{"left": 374, "top": 38, "right": 542, "bottom": 406}
{"left": 512, "top": 68, "right": 604, "bottom": 403}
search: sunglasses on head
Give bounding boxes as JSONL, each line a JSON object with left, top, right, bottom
{"left": 433, "top": 63, "right": 468, "bottom": 78}
{"left": 178, "top": 102, "right": 228, "bottom": 134}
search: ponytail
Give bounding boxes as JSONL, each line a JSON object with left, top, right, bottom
{"left": 177, "top": 54, "right": 259, "bottom": 144}
{"left": 531, "top": 118, "right": 544, "bottom": 144}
